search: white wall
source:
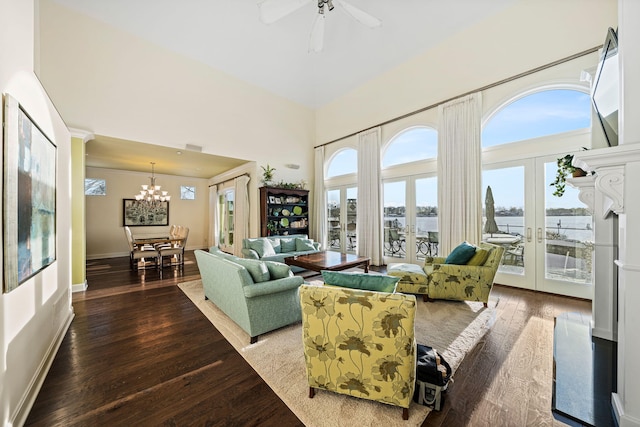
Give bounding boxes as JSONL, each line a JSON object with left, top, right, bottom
{"left": 85, "top": 167, "right": 211, "bottom": 258}
{"left": 37, "top": 0, "right": 316, "bottom": 199}
{"left": 0, "top": 1, "right": 73, "bottom": 425}
{"left": 316, "top": 0, "right": 618, "bottom": 144}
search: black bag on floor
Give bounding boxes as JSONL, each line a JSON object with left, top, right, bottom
{"left": 413, "top": 344, "right": 452, "bottom": 410}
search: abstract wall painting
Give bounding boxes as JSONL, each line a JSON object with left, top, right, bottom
{"left": 3, "top": 94, "right": 57, "bottom": 293}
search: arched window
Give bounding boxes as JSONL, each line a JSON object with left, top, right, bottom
{"left": 382, "top": 127, "right": 437, "bottom": 168}
{"left": 482, "top": 89, "right": 591, "bottom": 147}
{"left": 326, "top": 148, "right": 357, "bottom": 178}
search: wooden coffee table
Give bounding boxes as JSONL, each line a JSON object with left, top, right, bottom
{"left": 284, "top": 251, "right": 370, "bottom": 273}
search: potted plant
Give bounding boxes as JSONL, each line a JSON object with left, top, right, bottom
{"left": 261, "top": 164, "right": 276, "bottom": 186}
{"left": 266, "top": 222, "right": 277, "bottom": 236}
{"left": 550, "top": 154, "right": 587, "bottom": 197}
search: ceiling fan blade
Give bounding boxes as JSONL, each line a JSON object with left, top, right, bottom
{"left": 334, "top": 0, "right": 381, "bottom": 28}
{"left": 309, "top": 13, "right": 325, "bottom": 53}
{"left": 258, "top": 0, "right": 312, "bottom": 24}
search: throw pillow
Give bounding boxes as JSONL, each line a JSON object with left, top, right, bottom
{"left": 321, "top": 270, "right": 399, "bottom": 293}
{"left": 264, "top": 261, "right": 293, "bottom": 279}
{"left": 234, "top": 258, "right": 271, "bottom": 283}
{"left": 280, "top": 238, "right": 297, "bottom": 253}
{"left": 268, "top": 238, "right": 282, "bottom": 254}
{"left": 467, "top": 248, "right": 490, "bottom": 266}
{"left": 248, "top": 239, "right": 276, "bottom": 258}
{"left": 295, "top": 238, "right": 316, "bottom": 252}
{"left": 445, "top": 241, "right": 477, "bottom": 265}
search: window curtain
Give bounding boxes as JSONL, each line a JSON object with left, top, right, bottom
{"left": 209, "top": 184, "right": 219, "bottom": 248}
{"left": 357, "top": 127, "right": 384, "bottom": 265}
{"left": 233, "top": 175, "right": 250, "bottom": 256}
{"left": 312, "top": 146, "right": 327, "bottom": 249}
{"left": 437, "top": 92, "right": 483, "bottom": 255}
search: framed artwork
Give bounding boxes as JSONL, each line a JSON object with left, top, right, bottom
{"left": 123, "top": 199, "right": 169, "bottom": 226}
{"left": 3, "top": 94, "right": 57, "bottom": 293}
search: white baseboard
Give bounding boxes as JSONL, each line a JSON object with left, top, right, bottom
{"left": 613, "top": 392, "right": 640, "bottom": 427}
{"left": 72, "top": 280, "right": 88, "bottom": 293}
{"left": 12, "top": 309, "right": 74, "bottom": 427}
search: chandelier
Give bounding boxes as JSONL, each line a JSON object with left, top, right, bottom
{"left": 135, "top": 162, "right": 171, "bottom": 204}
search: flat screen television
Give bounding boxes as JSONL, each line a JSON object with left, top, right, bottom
{"left": 591, "top": 27, "right": 619, "bottom": 147}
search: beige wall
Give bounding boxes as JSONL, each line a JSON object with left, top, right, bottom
{"left": 316, "top": 0, "right": 618, "bottom": 144}
{"left": 86, "top": 167, "right": 210, "bottom": 258}
{"left": 37, "top": 0, "right": 316, "bottom": 195}
{"left": 1, "top": 0, "right": 73, "bottom": 425}
{"left": 71, "top": 136, "right": 86, "bottom": 287}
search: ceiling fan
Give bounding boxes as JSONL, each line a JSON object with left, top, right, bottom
{"left": 258, "top": 0, "right": 382, "bottom": 53}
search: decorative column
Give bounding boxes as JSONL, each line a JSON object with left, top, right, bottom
{"left": 566, "top": 174, "right": 617, "bottom": 341}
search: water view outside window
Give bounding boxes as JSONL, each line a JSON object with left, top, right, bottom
{"left": 544, "top": 162, "right": 593, "bottom": 284}
{"left": 327, "top": 188, "right": 357, "bottom": 252}
{"left": 383, "top": 178, "right": 438, "bottom": 260}
{"left": 480, "top": 88, "right": 594, "bottom": 284}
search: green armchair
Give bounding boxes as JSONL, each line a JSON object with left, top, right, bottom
{"left": 299, "top": 284, "right": 417, "bottom": 420}
{"left": 389, "top": 242, "right": 504, "bottom": 307}
{"left": 425, "top": 242, "right": 504, "bottom": 307}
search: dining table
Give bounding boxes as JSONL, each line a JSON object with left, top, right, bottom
{"left": 132, "top": 235, "right": 177, "bottom": 246}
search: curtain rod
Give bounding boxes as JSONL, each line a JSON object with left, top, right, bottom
{"left": 209, "top": 173, "right": 249, "bottom": 188}
{"left": 315, "top": 45, "right": 601, "bottom": 149}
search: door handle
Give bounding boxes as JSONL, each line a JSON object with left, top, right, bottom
{"left": 527, "top": 227, "right": 532, "bottom": 242}
{"left": 537, "top": 228, "right": 543, "bottom": 243}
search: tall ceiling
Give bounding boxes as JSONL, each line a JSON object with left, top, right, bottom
{"left": 50, "top": 0, "right": 519, "bottom": 108}
{"left": 49, "top": 0, "right": 521, "bottom": 178}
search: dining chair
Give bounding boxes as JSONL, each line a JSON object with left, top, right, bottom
{"left": 124, "top": 226, "right": 159, "bottom": 270}
{"left": 158, "top": 226, "right": 189, "bottom": 270}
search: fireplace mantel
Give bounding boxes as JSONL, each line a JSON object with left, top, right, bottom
{"left": 572, "top": 143, "right": 640, "bottom": 217}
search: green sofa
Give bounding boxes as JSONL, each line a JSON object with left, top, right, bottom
{"left": 241, "top": 234, "right": 321, "bottom": 272}
{"left": 195, "top": 248, "right": 304, "bottom": 344}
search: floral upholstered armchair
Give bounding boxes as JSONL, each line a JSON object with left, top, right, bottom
{"left": 389, "top": 242, "right": 504, "bottom": 307}
{"left": 424, "top": 242, "right": 504, "bottom": 307}
{"left": 299, "top": 284, "right": 417, "bottom": 420}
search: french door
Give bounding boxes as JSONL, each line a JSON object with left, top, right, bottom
{"left": 382, "top": 175, "right": 438, "bottom": 264}
{"left": 218, "top": 186, "right": 235, "bottom": 254}
{"left": 326, "top": 186, "right": 357, "bottom": 253}
{"left": 483, "top": 156, "right": 593, "bottom": 299}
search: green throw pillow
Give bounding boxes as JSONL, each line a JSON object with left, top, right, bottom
{"left": 321, "top": 270, "right": 399, "bottom": 293}
{"left": 264, "top": 261, "right": 292, "bottom": 279}
{"left": 280, "top": 238, "right": 297, "bottom": 253}
{"left": 233, "top": 258, "right": 271, "bottom": 283}
{"left": 248, "top": 239, "right": 276, "bottom": 258}
{"left": 445, "top": 241, "right": 477, "bottom": 265}
{"left": 295, "top": 238, "right": 316, "bottom": 252}
{"left": 467, "top": 248, "right": 490, "bottom": 266}
{"left": 268, "top": 238, "right": 282, "bottom": 254}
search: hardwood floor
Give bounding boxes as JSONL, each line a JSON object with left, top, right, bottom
{"left": 25, "top": 251, "right": 303, "bottom": 427}
{"left": 26, "top": 251, "right": 596, "bottom": 426}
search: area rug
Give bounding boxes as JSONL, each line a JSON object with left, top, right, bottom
{"left": 178, "top": 279, "right": 496, "bottom": 426}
